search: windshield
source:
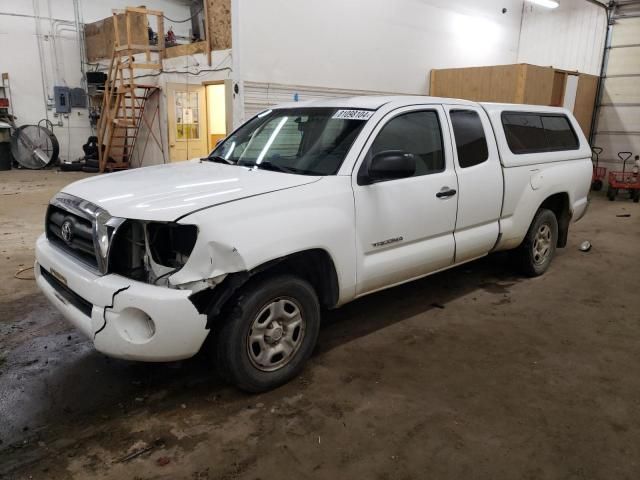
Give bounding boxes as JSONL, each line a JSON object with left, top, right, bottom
{"left": 208, "top": 107, "right": 371, "bottom": 175}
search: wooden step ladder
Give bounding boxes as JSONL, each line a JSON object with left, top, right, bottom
{"left": 97, "top": 7, "right": 165, "bottom": 172}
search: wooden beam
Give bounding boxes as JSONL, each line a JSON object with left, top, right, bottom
{"left": 117, "top": 63, "right": 161, "bottom": 70}
{"left": 112, "top": 12, "right": 121, "bottom": 48}
{"left": 203, "top": 0, "right": 212, "bottom": 66}
{"left": 115, "top": 44, "right": 160, "bottom": 52}
{"left": 124, "top": 6, "right": 163, "bottom": 17}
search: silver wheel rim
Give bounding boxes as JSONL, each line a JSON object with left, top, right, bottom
{"left": 532, "top": 223, "right": 552, "bottom": 265}
{"left": 247, "top": 297, "right": 305, "bottom": 372}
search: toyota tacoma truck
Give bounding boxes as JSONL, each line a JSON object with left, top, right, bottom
{"left": 35, "top": 96, "right": 592, "bottom": 392}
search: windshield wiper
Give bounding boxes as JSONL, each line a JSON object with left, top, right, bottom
{"left": 243, "top": 161, "right": 305, "bottom": 175}
{"left": 207, "top": 155, "right": 234, "bottom": 165}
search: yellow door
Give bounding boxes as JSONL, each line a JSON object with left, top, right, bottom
{"left": 167, "top": 83, "right": 208, "bottom": 161}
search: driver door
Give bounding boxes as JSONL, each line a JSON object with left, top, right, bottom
{"left": 352, "top": 106, "right": 458, "bottom": 296}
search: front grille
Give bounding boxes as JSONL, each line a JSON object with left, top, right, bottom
{"left": 40, "top": 266, "right": 93, "bottom": 317}
{"left": 46, "top": 204, "right": 98, "bottom": 269}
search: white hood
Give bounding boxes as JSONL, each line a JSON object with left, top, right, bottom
{"left": 62, "top": 160, "right": 320, "bottom": 221}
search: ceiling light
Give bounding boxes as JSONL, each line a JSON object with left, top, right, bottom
{"left": 528, "top": 0, "right": 559, "bottom": 8}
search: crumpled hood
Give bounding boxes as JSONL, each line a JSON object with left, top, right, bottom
{"left": 62, "top": 160, "right": 320, "bottom": 221}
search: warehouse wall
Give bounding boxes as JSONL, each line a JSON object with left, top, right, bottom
{"left": 0, "top": 0, "right": 191, "bottom": 162}
{"left": 235, "top": 0, "right": 525, "bottom": 95}
{"left": 518, "top": 0, "right": 607, "bottom": 75}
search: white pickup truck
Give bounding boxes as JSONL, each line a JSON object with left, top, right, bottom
{"left": 35, "top": 96, "right": 592, "bottom": 391}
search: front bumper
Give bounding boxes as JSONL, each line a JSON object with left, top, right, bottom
{"left": 35, "top": 234, "right": 209, "bottom": 361}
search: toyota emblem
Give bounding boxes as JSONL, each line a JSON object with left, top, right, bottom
{"left": 61, "top": 220, "right": 73, "bottom": 244}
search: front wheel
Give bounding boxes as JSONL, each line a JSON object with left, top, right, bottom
{"left": 214, "top": 274, "right": 320, "bottom": 392}
{"left": 515, "top": 208, "right": 558, "bottom": 277}
{"left": 607, "top": 187, "right": 617, "bottom": 201}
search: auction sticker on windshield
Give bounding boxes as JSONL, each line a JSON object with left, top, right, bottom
{"left": 332, "top": 110, "right": 374, "bottom": 120}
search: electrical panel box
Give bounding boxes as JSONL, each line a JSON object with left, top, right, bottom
{"left": 70, "top": 88, "right": 87, "bottom": 108}
{"left": 53, "top": 86, "right": 70, "bottom": 113}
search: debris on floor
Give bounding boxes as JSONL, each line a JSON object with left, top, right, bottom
{"left": 579, "top": 241, "right": 592, "bottom": 252}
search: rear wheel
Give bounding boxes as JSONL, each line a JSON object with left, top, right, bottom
{"left": 214, "top": 274, "right": 320, "bottom": 392}
{"left": 592, "top": 179, "right": 603, "bottom": 191}
{"left": 633, "top": 190, "right": 640, "bottom": 203}
{"left": 607, "top": 187, "right": 618, "bottom": 201}
{"left": 515, "top": 208, "right": 558, "bottom": 277}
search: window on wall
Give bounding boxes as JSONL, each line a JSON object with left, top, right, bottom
{"left": 502, "top": 113, "right": 579, "bottom": 154}
{"left": 369, "top": 111, "right": 444, "bottom": 178}
{"left": 175, "top": 91, "right": 200, "bottom": 140}
{"left": 450, "top": 110, "right": 489, "bottom": 168}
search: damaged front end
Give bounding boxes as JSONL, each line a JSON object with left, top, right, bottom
{"left": 109, "top": 220, "right": 199, "bottom": 286}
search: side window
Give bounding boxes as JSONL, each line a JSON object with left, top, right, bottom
{"left": 502, "top": 113, "right": 579, "bottom": 154}
{"left": 450, "top": 110, "right": 489, "bottom": 168}
{"left": 541, "top": 116, "right": 579, "bottom": 150}
{"left": 369, "top": 110, "right": 444, "bottom": 177}
{"left": 502, "top": 113, "right": 545, "bottom": 153}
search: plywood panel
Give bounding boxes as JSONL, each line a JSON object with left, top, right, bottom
{"left": 207, "top": 0, "right": 231, "bottom": 50}
{"left": 610, "top": 17, "right": 640, "bottom": 46}
{"left": 429, "top": 65, "right": 521, "bottom": 103}
{"left": 521, "top": 64, "right": 555, "bottom": 105}
{"left": 550, "top": 71, "right": 567, "bottom": 107}
{"left": 606, "top": 46, "right": 640, "bottom": 76}
{"left": 85, "top": 12, "right": 148, "bottom": 62}
{"left": 602, "top": 77, "right": 640, "bottom": 104}
{"left": 165, "top": 41, "right": 208, "bottom": 59}
{"left": 573, "top": 74, "right": 598, "bottom": 136}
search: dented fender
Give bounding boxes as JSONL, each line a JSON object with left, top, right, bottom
{"left": 169, "top": 239, "right": 247, "bottom": 287}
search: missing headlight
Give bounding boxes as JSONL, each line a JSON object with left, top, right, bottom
{"left": 147, "top": 223, "right": 198, "bottom": 268}
{"left": 109, "top": 221, "right": 198, "bottom": 284}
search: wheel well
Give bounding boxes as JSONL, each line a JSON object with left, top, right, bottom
{"left": 539, "top": 192, "right": 571, "bottom": 247}
{"left": 254, "top": 249, "right": 340, "bottom": 308}
{"left": 189, "top": 249, "right": 340, "bottom": 328}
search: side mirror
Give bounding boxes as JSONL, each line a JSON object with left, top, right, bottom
{"left": 362, "top": 150, "right": 416, "bottom": 184}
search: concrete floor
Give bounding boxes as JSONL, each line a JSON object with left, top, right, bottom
{"left": 1, "top": 169, "right": 639, "bottom": 480}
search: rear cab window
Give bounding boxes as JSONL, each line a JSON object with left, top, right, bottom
{"left": 450, "top": 110, "right": 489, "bottom": 168}
{"left": 501, "top": 112, "right": 579, "bottom": 154}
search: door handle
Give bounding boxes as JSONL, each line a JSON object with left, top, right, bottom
{"left": 436, "top": 188, "right": 457, "bottom": 198}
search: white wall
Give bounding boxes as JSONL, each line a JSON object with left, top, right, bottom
{"left": 235, "top": 0, "right": 525, "bottom": 95}
{"left": 0, "top": 0, "right": 191, "bottom": 162}
{"left": 518, "top": 0, "right": 607, "bottom": 75}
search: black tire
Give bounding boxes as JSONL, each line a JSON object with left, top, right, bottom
{"left": 81, "top": 165, "right": 100, "bottom": 173}
{"left": 633, "top": 190, "right": 640, "bottom": 203}
{"left": 214, "top": 274, "right": 320, "bottom": 393}
{"left": 592, "top": 179, "right": 603, "bottom": 191}
{"left": 59, "top": 162, "right": 84, "bottom": 172}
{"left": 85, "top": 158, "right": 100, "bottom": 168}
{"left": 607, "top": 187, "right": 617, "bottom": 201}
{"left": 515, "top": 208, "right": 558, "bottom": 277}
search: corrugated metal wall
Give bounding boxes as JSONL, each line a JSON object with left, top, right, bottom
{"left": 518, "top": 0, "right": 607, "bottom": 75}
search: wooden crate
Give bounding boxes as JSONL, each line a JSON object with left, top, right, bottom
{"left": 429, "top": 63, "right": 598, "bottom": 136}
{"left": 85, "top": 11, "right": 149, "bottom": 62}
